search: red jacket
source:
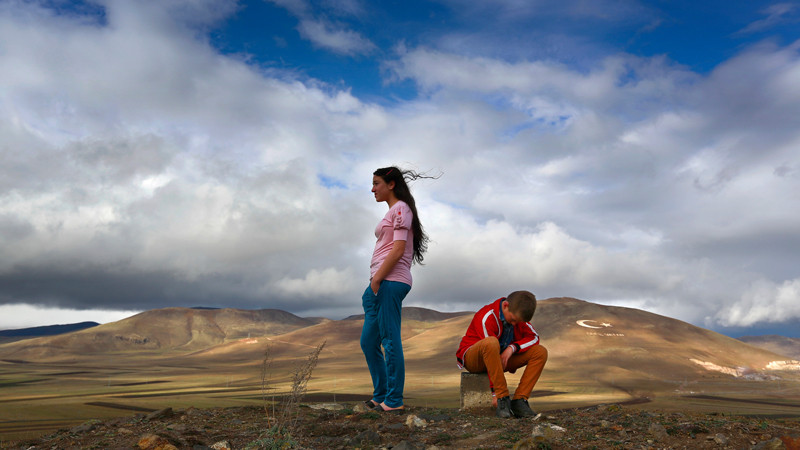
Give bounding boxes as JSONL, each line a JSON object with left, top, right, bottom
{"left": 456, "top": 297, "right": 540, "bottom": 366}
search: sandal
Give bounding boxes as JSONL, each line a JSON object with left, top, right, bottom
{"left": 364, "top": 399, "right": 379, "bottom": 409}
{"left": 373, "top": 403, "right": 405, "bottom": 415}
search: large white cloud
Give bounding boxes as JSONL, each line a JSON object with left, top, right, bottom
{"left": 716, "top": 277, "right": 800, "bottom": 327}
{"left": 385, "top": 42, "right": 800, "bottom": 326}
{"left": 0, "top": 1, "right": 798, "bottom": 332}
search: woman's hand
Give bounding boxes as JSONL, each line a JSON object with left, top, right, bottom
{"left": 370, "top": 240, "right": 406, "bottom": 295}
{"left": 371, "top": 278, "right": 381, "bottom": 295}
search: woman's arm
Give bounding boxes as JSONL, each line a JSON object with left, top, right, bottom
{"left": 370, "top": 239, "right": 407, "bottom": 294}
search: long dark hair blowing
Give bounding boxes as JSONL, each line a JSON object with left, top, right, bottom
{"left": 374, "top": 166, "right": 434, "bottom": 265}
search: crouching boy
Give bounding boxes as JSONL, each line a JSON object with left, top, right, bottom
{"left": 456, "top": 290, "right": 548, "bottom": 418}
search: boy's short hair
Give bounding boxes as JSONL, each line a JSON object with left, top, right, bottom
{"left": 506, "top": 290, "right": 537, "bottom": 322}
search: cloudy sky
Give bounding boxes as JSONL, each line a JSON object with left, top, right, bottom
{"left": 1, "top": 0, "right": 799, "bottom": 337}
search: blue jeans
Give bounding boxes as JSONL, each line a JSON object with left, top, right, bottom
{"left": 360, "top": 280, "right": 411, "bottom": 408}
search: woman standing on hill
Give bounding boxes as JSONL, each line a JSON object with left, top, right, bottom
{"left": 361, "top": 166, "right": 430, "bottom": 413}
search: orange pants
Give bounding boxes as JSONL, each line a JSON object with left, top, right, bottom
{"left": 462, "top": 336, "right": 548, "bottom": 400}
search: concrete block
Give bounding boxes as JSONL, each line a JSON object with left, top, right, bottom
{"left": 460, "top": 372, "right": 492, "bottom": 410}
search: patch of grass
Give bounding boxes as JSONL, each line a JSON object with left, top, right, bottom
{"left": 245, "top": 425, "right": 298, "bottom": 449}
{"left": 431, "top": 432, "right": 453, "bottom": 444}
{"left": 498, "top": 429, "right": 524, "bottom": 442}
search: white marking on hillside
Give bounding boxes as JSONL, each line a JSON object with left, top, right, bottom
{"left": 577, "top": 320, "right": 623, "bottom": 336}
{"left": 690, "top": 359, "right": 786, "bottom": 380}
{"left": 765, "top": 360, "right": 800, "bottom": 371}
{"left": 576, "top": 320, "right": 613, "bottom": 329}
{"left": 690, "top": 359, "right": 741, "bottom": 377}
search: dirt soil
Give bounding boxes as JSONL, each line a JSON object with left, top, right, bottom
{"left": 4, "top": 402, "right": 800, "bottom": 449}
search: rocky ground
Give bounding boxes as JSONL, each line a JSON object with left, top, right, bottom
{"left": 4, "top": 402, "right": 800, "bottom": 449}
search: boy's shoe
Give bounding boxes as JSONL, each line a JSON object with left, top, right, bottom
{"left": 495, "top": 396, "right": 512, "bottom": 418}
{"left": 510, "top": 398, "right": 536, "bottom": 418}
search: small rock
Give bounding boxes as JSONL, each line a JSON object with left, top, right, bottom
{"left": 513, "top": 437, "right": 541, "bottom": 449}
{"left": 70, "top": 421, "right": 97, "bottom": 434}
{"left": 648, "top": 422, "right": 668, "bottom": 440}
{"left": 105, "top": 416, "right": 127, "bottom": 426}
{"left": 349, "top": 429, "right": 381, "bottom": 446}
{"left": 600, "top": 420, "right": 612, "bottom": 428}
{"left": 117, "top": 427, "right": 134, "bottom": 435}
{"left": 713, "top": 433, "right": 729, "bottom": 445}
{"left": 418, "top": 413, "right": 451, "bottom": 422}
{"left": 753, "top": 437, "right": 787, "bottom": 450}
{"left": 780, "top": 436, "right": 800, "bottom": 448}
{"left": 146, "top": 407, "right": 174, "bottom": 421}
{"left": 210, "top": 441, "right": 231, "bottom": 450}
{"left": 308, "top": 402, "right": 347, "bottom": 411}
{"left": 531, "top": 424, "right": 565, "bottom": 441}
{"left": 392, "top": 441, "right": 425, "bottom": 450}
{"left": 405, "top": 414, "right": 427, "bottom": 429}
{"left": 137, "top": 433, "right": 177, "bottom": 450}
{"left": 165, "top": 423, "right": 186, "bottom": 432}
{"left": 352, "top": 403, "right": 370, "bottom": 413}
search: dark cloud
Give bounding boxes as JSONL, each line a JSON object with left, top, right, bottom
{"left": 0, "top": 262, "right": 356, "bottom": 315}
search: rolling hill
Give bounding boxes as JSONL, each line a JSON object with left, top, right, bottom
{"left": 0, "top": 321, "right": 99, "bottom": 344}
{"left": 1, "top": 298, "right": 797, "bottom": 402}
{"left": 0, "top": 321, "right": 99, "bottom": 337}
{"left": 2, "top": 296, "right": 800, "bottom": 444}
{"left": 738, "top": 335, "right": 800, "bottom": 360}
{"left": 0, "top": 307, "right": 316, "bottom": 360}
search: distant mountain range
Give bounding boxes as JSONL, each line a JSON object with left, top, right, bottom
{"left": 1, "top": 298, "right": 797, "bottom": 386}
{"left": 738, "top": 335, "right": 800, "bottom": 360}
{"left": 0, "top": 321, "right": 99, "bottom": 344}
{"left": 344, "top": 306, "right": 471, "bottom": 322}
{"left": 3, "top": 298, "right": 799, "bottom": 444}
{"left": 0, "top": 321, "right": 99, "bottom": 336}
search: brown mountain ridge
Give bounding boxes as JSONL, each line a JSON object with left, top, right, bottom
{"left": 0, "top": 307, "right": 317, "bottom": 360}
{"left": 739, "top": 335, "right": 800, "bottom": 360}
{"left": 2, "top": 298, "right": 797, "bottom": 386}
{"left": 1, "top": 297, "right": 800, "bottom": 443}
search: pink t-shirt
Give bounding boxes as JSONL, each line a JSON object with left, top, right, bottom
{"left": 370, "top": 200, "right": 414, "bottom": 286}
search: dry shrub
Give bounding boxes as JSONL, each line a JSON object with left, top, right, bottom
{"left": 259, "top": 341, "right": 327, "bottom": 437}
